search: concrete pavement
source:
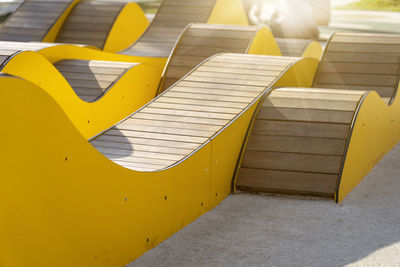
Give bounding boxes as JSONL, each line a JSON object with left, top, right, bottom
{"left": 130, "top": 143, "right": 400, "bottom": 266}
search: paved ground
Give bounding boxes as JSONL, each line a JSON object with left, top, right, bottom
{"left": 129, "top": 10, "right": 400, "bottom": 266}
{"left": 130, "top": 143, "right": 400, "bottom": 266}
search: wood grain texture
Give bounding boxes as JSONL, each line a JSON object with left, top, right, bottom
{"left": 121, "top": 0, "right": 217, "bottom": 57}
{"left": 55, "top": 1, "right": 125, "bottom": 48}
{"left": 314, "top": 32, "right": 400, "bottom": 99}
{"left": 0, "top": 0, "right": 73, "bottom": 41}
{"left": 54, "top": 59, "right": 137, "bottom": 102}
{"left": 90, "top": 54, "right": 299, "bottom": 171}
{"left": 159, "top": 23, "right": 259, "bottom": 93}
{"left": 238, "top": 33, "right": 400, "bottom": 197}
{"left": 237, "top": 88, "right": 364, "bottom": 196}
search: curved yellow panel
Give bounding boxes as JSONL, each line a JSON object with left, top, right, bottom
{"left": 1, "top": 51, "right": 162, "bottom": 139}
{"left": 301, "top": 40, "right": 323, "bottom": 60}
{"left": 0, "top": 76, "right": 257, "bottom": 266}
{"left": 42, "top": 0, "right": 81, "bottom": 42}
{"left": 207, "top": 0, "right": 249, "bottom": 25}
{"left": 247, "top": 27, "right": 282, "bottom": 56}
{"left": 274, "top": 57, "right": 320, "bottom": 88}
{"left": 103, "top": 3, "right": 150, "bottom": 53}
{"left": 336, "top": 85, "right": 400, "bottom": 202}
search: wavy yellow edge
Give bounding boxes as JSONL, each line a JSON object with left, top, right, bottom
{"left": 103, "top": 2, "right": 150, "bottom": 53}
{"left": 0, "top": 75, "right": 260, "bottom": 267}
{"left": 247, "top": 27, "right": 282, "bottom": 56}
{"left": 1, "top": 51, "right": 162, "bottom": 139}
{"left": 42, "top": 0, "right": 82, "bottom": 42}
{"left": 207, "top": 0, "right": 250, "bottom": 25}
{"left": 2, "top": 26, "right": 287, "bottom": 138}
{"left": 0, "top": 57, "right": 316, "bottom": 266}
{"left": 336, "top": 83, "right": 400, "bottom": 202}
{"left": 301, "top": 41, "right": 323, "bottom": 60}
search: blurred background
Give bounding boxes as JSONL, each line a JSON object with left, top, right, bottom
{"left": 0, "top": 0, "right": 399, "bottom": 41}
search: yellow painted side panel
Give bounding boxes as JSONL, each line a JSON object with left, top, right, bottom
{"left": 207, "top": 0, "right": 250, "bottom": 25}
{"left": 337, "top": 87, "right": 400, "bottom": 202}
{"left": 2, "top": 51, "right": 161, "bottom": 139}
{"left": 247, "top": 27, "right": 282, "bottom": 56}
{"left": 274, "top": 57, "right": 320, "bottom": 88}
{"left": 42, "top": 0, "right": 81, "bottom": 42}
{"left": 209, "top": 103, "right": 259, "bottom": 207}
{"left": 103, "top": 3, "right": 149, "bottom": 53}
{"left": 301, "top": 41, "right": 323, "bottom": 60}
{"left": 0, "top": 76, "right": 258, "bottom": 266}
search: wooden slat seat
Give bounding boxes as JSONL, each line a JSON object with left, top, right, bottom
{"left": 0, "top": 41, "right": 123, "bottom": 104}
{"left": 120, "top": 0, "right": 218, "bottom": 57}
{"left": 54, "top": 59, "right": 138, "bottom": 102}
{"left": 0, "top": 0, "right": 74, "bottom": 41}
{"left": 314, "top": 33, "right": 400, "bottom": 102}
{"left": 54, "top": 24, "right": 261, "bottom": 102}
{"left": 159, "top": 23, "right": 262, "bottom": 92}
{"left": 237, "top": 88, "right": 365, "bottom": 197}
{"left": 90, "top": 54, "right": 300, "bottom": 171}
{"left": 0, "top": 23, "right": 265, "bottom": 103}
{"left": 55, "top": 1, "right": 126, "bottom": 49}
{"left": 237, "top": 32, "right": 400, "bottom": 198}
{"left": 0, "top": 43, "right": 137, "bottom": 103}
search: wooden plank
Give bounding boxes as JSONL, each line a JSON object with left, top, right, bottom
{"left": 95, "top": 135, "right": 200, "bottom": 150}
{"left": 332, "top": 34, "right": 400, "bottom": 44}
{"left": 133, "top": 112, "right": 229, "bottom": 126}
{"left": 91, "top": 140, "right": 192, "bottom": 156}
{"left": 170, "top": 86, "right": 260, "bottom": 98}
{"left": 257, "top": 107, "right": 355, "bottom": 124}
{"left": 242, "top": 151, "right": 342, "bottom": 174}
{"left": 148, "top": 102, "right": 242, "bottom": 114}
{"left": 252, "top": 120, "right": 350, "bottom": 139}
{"left": 157, "top": 96, "right": 248, "bottom": 109}
{"left": 116, "top": 123, "right": 214, "bottom": 138}
{"left": 323, "top": 51, "right": 400, "bottom": 64}
{"left": 246, "top": 135, "right": 346, "bottom": 156}
{"left": 106, "top": 128, "right": 207, "bottom": 143}
{"left": 263, "top": 97, "right": 359, "bottom": 111}
{"left": 140, "top": 107, "right": 235, "bottom": 120}
{"left": 237, "top": 168, "right": 337, "bottom": 196}
{"left": 328, "top": 42, "right": 400, "bottom": 53}
{"left": 314, "top": 83, "right": 395, "bottom": 97}
{"left": 316, "top": 72, "right": 398, "bottom": 87}
{"left": 163, "top": 91, "right": 253, "bottom": 103}
{"left": 96, "top": 147, "right": 184, "bottom": 161}
{"left": 177, "top": 81, "right": 264, "bottom": 92}
{"left": 123, "top": 118, "right": 221, "bottom": 132}
{"left": 319, "top": 62, "right": 400, "bottom": 75}
{"left": 270, "top": 90, "right": 363, "bottom": 101}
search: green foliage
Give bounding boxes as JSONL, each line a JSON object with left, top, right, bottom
{"left": 339, "top": 0, "right": 400, "bottom": 11}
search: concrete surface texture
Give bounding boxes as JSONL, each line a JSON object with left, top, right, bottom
{"left": 129, "top": 143, "right": 400, "bottom": 266}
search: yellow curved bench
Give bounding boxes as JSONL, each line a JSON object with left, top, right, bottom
{"left": 0, "top": 24, "right": 285, "bottom": 138}
{"left": 236, "top": 32, "right": 400, "bottom": 202}
{"left": 0, "top": 54, "right": 317, "bottom": 266}
{"left": 0, "top": 0, "right": 148, "bottom": 47}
